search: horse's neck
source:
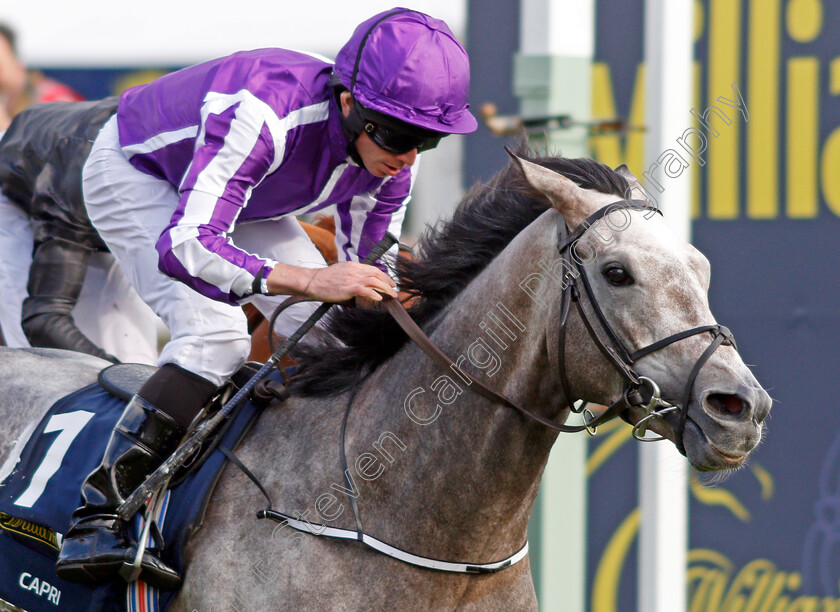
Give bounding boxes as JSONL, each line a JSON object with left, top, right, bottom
{"left": 343, "top": 215, "right": 567, "bottom": 562}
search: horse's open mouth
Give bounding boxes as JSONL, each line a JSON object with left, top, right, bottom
{"left": 684, "top": 419, "right": 748, "bottom": 470}
{"left": 624, "top": 406, "right": 749, "bottom": 470}
{"left": 707, "top": 440, "right": 747, "bottom": 465}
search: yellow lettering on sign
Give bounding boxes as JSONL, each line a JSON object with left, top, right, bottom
{"left": 689, "top": 476, "right": 751, "bottom": 522}
{"left": 821, "top": 128, "right": 840, "bottom": 216}
{"left": 691, "top": 1, "right": 703, "bottom": 219}
{"left": 786, "top": 0, "right": 823, "bottom": 43}
{"left": 787, "top": 58, "right": 819, "bottom": 218}
{"left": 590, "top": 524, "right": 840, "bottom": 611}
{"left": 590, "top": 522, "right": 840, "bottom": 611}
{"left": 591, "top": 0, "right": 840, "bottom": 222}
{"left": 591, "top": 509, "right": 639, "bottom": 612}
{"left": 590, "top": 62, "right": 646, "bottom": 176}
{"left": 586, "top": 423, "right": 633, "bottom": 477}
{"left": 694, "top": 0, "right": 706, "bottom": 42}
{"left": 823, "top": 56, "right": 840, "bottom": 216}
{"left": 747, "top": 0, "right": 780, "bottom": 219}
{"left": 693, "top": 61, "right": 702, "bottom": 219}
{"left": 707, "top": 0, "right": 742, "bottom": 219}
{"left": 688, "top": 549, "right": 734, "bottom": 612}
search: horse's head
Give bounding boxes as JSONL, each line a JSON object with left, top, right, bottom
{"left": 513, "top": 154, "right": 771, "bottom": 472}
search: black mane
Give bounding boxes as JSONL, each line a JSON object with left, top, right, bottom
{"left": 291, "top": 150, "right": 629, "bottom": 396}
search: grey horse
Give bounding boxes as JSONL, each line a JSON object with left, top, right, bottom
{"left": 0, "top": 153, "right": 771, "bottom": 611}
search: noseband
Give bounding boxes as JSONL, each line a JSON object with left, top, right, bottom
{"left": 252, "top": 200, "right": 740, "bottom": 574}
{"left": 553, "top": 199, "right": 736, "bottom": 454}
{"left": 384, "top": 199, "right": 736, "bottom": 456}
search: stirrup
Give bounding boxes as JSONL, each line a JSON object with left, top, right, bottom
{"left": 119, "top": 484, "right": 168, "bottom": 583}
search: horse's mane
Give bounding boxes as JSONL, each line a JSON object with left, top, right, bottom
{"left": 291, "top": 147, "right": 629, "bottom": 396}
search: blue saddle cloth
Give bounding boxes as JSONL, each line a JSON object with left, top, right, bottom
{"left": 0, "top": 379, "right": 266, "bottom": 611}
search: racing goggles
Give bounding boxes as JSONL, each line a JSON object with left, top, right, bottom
{"left": 353, "top": 105, "right": 444, "bottom": 154}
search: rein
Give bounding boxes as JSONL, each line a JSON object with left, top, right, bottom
{"left": 384, "top": 200, "right": 737, "bottom": 453}
{"left": 251, "top": 200, "right": 738, "bottom": 575}
{"left": 382, "top": 298, "right": 621, "bottom": 434}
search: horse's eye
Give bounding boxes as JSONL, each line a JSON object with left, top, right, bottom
{"left": 604, "top": 265, "right": 633, "bottom": 286}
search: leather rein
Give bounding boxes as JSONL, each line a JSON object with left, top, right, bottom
{"left": 252, "top": 201, "right": 738, "bottom": 573}
{"left": 383, "top": 199, "right": 737, "bottom": 455}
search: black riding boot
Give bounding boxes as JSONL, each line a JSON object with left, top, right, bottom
{"left": 22, "top": 238, "right": 119, "bottom": 363}
{"left": 55, "top": 395, "right": 186, "bottom": 589}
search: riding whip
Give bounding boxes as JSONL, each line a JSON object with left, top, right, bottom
{"left": 116, "top": 232, "right": 399, "bottom": 521}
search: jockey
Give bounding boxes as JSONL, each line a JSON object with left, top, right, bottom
{"left": 53, "top": 8, "right": 477, "bottom": 589}
{"left": 0, "top": 98, "right": 160, "bottom": 364}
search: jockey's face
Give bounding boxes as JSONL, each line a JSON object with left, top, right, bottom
{"left": 355, "top": 130, "right": 418, "bottom": 177}
{"left": 340, "top": 91, "right": 418, "bottom": 178}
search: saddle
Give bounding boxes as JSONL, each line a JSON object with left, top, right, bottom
{"left": 0, "top": 362, "right": 282, "bottom": 612}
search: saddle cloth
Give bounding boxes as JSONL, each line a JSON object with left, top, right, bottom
{"left": 0, "top": 370, "right": 266, "bottom": 611}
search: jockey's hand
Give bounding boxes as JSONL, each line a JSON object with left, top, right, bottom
{"left": 267, "top": 262, "right": 397, "bottom": 303}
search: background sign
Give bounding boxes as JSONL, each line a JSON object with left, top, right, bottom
{"left": 37, "top": 1, "right": 840, "bottom": 607}
{"left": 587, "top": 0, "right": 840, "bottom": 610}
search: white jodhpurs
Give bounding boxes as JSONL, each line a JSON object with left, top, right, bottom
{"left": 82, "top": 116, "right": 326, "bottom": 386}
{"left": 0, "top": 192, "right": 159, "bottom": 363}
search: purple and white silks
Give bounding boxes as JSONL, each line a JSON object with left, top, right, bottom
{"left": 116, "top": 49, "right": 414, "bottom": 305}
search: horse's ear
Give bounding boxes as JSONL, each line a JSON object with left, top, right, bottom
{"left": 615, "top": 164, "right": 633, "bottom": 179}
{"left": 614, "top": 164, "right": 650, "bottom": 202}
{"left": 505, "top": 148, "right": 591, "bottom": 226}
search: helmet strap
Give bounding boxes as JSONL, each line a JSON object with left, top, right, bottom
{"left": 331, "top": 80, "right": 367, "bottom": 168}
{"left": 343, "top": 7, "right": 415, "bottom": 169}
{"left": 347, "top": 142, "right": 365, "bottom": 168}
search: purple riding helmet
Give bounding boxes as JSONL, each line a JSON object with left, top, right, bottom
{"left": 332, "top": 8, "right": 477, "bottom": 158}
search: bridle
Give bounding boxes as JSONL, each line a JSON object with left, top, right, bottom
{"left": 253, "top": 199, "right": 740, "bottom": 572}
{"left": 384, "top": 198, "right": 737, "bottom": 456}
{"left": 549, "top": 199, "right": 736, "bottom": 454}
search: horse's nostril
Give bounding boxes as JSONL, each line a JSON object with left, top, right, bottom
{"left": 706, "top": 393, "right": 747, "bottom": 417}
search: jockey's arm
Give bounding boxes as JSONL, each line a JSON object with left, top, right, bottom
{"left": 158, "top": 93, "right": 406, "bottom": 307}
{"left": 265, "top": 260, "right": 396, "bottom": 303}
{"left": 321, "top": 168, "right": 413, "bottom": 306}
